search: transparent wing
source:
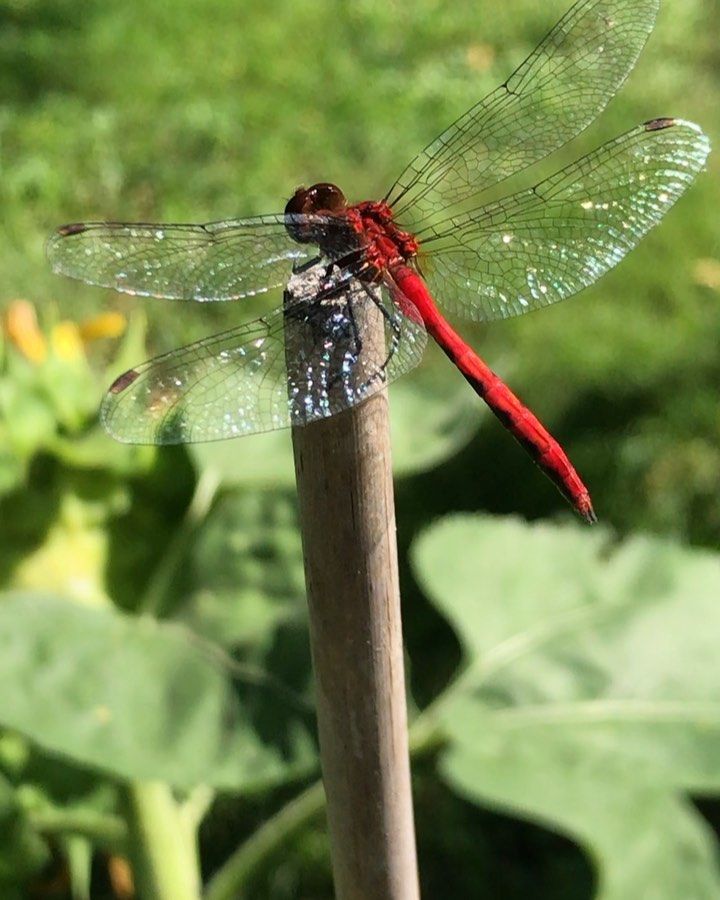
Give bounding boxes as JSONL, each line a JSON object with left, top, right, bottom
{"left": 100, "top": 265, "right": 427, "bottom": 444}
{"left": 386, "top": 0, "right": 659, "bottom": 233}
{"left": 418, "top": 119, "right": 709, "bottom": 322}
{"left": 46, "top": 215, "right": 356, "bottom": 301}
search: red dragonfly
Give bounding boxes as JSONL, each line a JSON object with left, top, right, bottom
{"left": 48, "top": 0, "right": 709, "bottom": 522}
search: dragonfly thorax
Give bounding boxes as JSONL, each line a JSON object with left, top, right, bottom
{"left": 350, "top": 200, "right": 420, "bottom": 272}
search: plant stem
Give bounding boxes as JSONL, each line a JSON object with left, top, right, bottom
{"left": 125, "top": 471, "right": 221, "bottom": 897}
{"left": 141, "top": 466, "right": 221, "bottom": 618}
{"left": 29, "top": 807, "right": 127, "bottom": 848}
{"left": 203, "top": 781, "right": 325, "bottom": 900}
{"left": 203, "top": 716, "right": 445, "bottom": 899}
{"left": 126, "top": 781, "right": 201, "bottom": 900}
{"left": 180, "top": 784, "right": 215, "bottom": 834}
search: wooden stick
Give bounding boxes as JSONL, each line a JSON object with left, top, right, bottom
{"left": 288, "top": 289, "right": 420, "bottom": 899}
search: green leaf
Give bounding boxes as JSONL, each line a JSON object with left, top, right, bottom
{"left": 189, "top": 429, "right": 294, "bottom": 490}
{"left": 177, "top": 491, "right": 315, "bottom": 759}
{"left": 412, "top": 516, "right": 720, "bottom": 900}
{"left": 0, "top": 593, "right": 316, "bottom": 790}
{"left": 179, "top": 491, "right": 306, "bottom": 650}
{"left": 389, "top": 362, "right": 482, "bottom": 477}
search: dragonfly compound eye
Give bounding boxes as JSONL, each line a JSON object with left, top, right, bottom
{"left": 285, "top": 183, "right": 348, "bottom": 243}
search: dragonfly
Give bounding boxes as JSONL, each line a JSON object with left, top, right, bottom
{"left": 47, "top": 0, "right": 709, "bottom": 522}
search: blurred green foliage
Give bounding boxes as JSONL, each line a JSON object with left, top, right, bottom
{"left": 0, "top": 0, "right": 719, "bottom": 897}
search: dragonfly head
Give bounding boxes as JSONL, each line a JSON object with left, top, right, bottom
{"left": 285, "top": 183, "right": 347, "bottom": 244}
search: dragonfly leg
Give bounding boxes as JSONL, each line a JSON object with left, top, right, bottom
{"left": 293, "top": 254, "right": 323, "bottom": 274}
{"left": 357, "top": 283, "right": 402, "bottom": 392}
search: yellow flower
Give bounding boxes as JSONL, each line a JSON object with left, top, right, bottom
{"left": 4, "top": 300, "right": 47, "bottom": 363}
{"left": 4, "top": 301, "right": 127, "bottom": 364}
{"left": 79, "top": 311, "right": 127, "bottom": 342}
{"left": 50, "top": 321, "right": 85, "bottom": 361}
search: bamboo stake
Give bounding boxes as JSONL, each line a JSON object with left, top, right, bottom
{"left": 287, "top": 286, "right": 420, "bottom": 900}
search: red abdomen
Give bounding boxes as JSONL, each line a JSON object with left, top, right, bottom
{"left": 389, "top": 264, "right": 596, "bottom": 522}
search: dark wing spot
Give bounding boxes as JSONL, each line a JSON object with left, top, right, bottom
{"left": 109, "top": 369, "right": 140, "bottom": 394}
{"left": 57, "top": 222, "right": 89, "bottom": 236}
{"left": 644, "top": 117, "right": 677, "bottom": 132}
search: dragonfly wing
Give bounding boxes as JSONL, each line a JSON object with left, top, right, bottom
{"left": 47, "top": 214, "right": 354, "bottom": 301}
{"left": 101, "top": 265, "right": 427, "bottom": 444}
{"left": 419, "top": 119, "right": 709, "bottom": 322}
{"left": 386, "top": 0, "right": 659, "bottom": 232}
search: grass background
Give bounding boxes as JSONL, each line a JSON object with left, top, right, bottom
{"left": 3, "top": 0, "right": 719, "bottom": 535}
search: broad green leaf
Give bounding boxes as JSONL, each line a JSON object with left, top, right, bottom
{"left": 389, "top": 362, "right": 482, "bottom": 477}
{"left": 177, "top": 492, "right": 315, "bottom": 757}
{"left": 190, "top": 429, "right": 294, "bottom": 490}
{"left": 412, "top": 516, "right": 720, "bottom": 900}
{"left": 179, "top": 491, "right": 306, "bottom": 650}
{"left": 0, "top": 593, "right": 316, "bottom": 790}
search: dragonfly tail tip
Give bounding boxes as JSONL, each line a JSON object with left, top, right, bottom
{"left": 580, "top": 501, "right": 598, "bottom": 525}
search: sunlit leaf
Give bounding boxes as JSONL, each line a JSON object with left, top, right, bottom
{"left": 413, "top": 516, "right": 720, "bottom": 899}
{"left": 179, "top": 491, "right": 306, "bottom": 649}
{"left": 176, "top": 491, "right": 315, "bottom": 755}
{"left": 389, "top": 362, "right": 482, "bottom": 476}
{"left": 0, "top": 593, "right": 316, "bottom": 790}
